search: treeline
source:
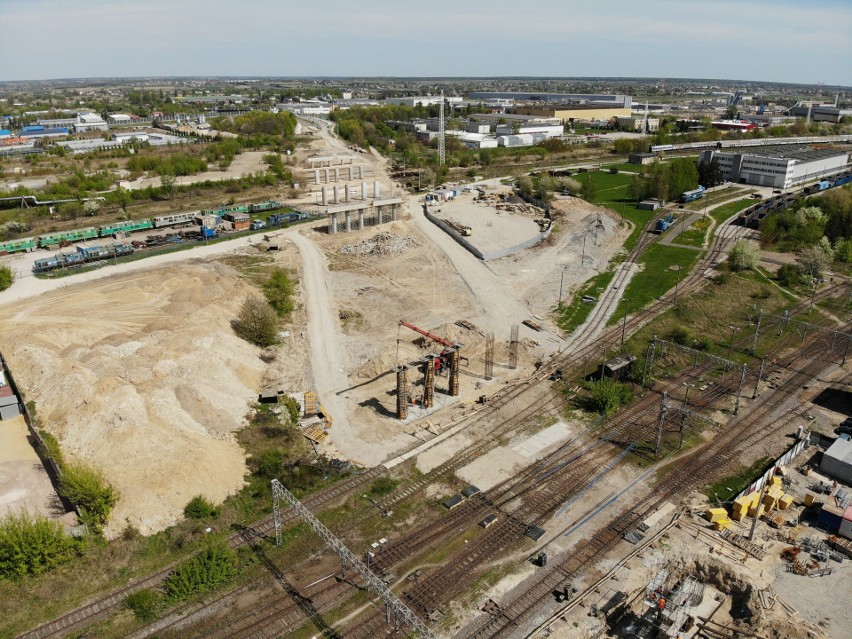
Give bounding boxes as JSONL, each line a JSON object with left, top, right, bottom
{"left": 760, "top": 187, "right": 852, "bottom": 264}
{"left": 127, "top": 152, "right": 208, "bottom": 176}
{"left": 211, "top": 111, "right": 297, "bottom": 137}
{"left": 628, "top": 158, "right": 699, "bottom": 202}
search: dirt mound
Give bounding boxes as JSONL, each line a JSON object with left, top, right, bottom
{"left": 338, "top": 232, "right": 418, "bottom": 257}
{"left": 0, "top": 262, "right": 266, "bottom": 537}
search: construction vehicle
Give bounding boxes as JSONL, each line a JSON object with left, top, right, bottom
{"left": 445, "top": 219, "right": 472, "bottom": 237}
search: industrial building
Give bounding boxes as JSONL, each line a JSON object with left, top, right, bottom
{"left": 711, "top": 119, "right": 757, "bottom": 132}
{"left": 468, "top": 92, "right": 632, "bottom": 108}
{"left": 107, "top": 113, "right": 135, "bottom": 125}
{"left": 698, "top": 146, "right": 849, "bottom": 189}
{"left": 821, "top": 437, "right": 852, "bottom": 485}
{"left": 19, "top": 125, "right": 69, "bottom": 139}
{"left": 385, "top": 96, "right": 463, "bottom": 108}
{"left": 74, "top": 113, "right": 109, "bottom": 132}
{"left": 617, "top": 116, "right": 660, "bottom": 132}
{"left": 787, "top": 103, "right": 842, "bottom": 124}
{"left": 514, "top": 103, "right": 632, "bottom": 123}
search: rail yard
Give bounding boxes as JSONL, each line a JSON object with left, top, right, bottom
{"left": 1, "top": 81, "right": 851, "bottom": 639}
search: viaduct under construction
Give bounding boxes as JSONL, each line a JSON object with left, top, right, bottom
{"left": 394, "top": 320, "right": 462, "bottom": 420}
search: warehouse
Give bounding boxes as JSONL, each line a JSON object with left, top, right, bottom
{"left": 385, "top": 96, "right": 463, "bottom": 108}
{"left": 468, "top": 92, "right": 632, "bottom": 108}
{"left": 514, "top": 103, "right": 632, "bottom": 123}
{"left": 107, "top": 113, "right": 134, "bottom": 125}
{"left": 698, "top": 146, "right": 850, "bottom": 189}
{"left": 74, "top": 113, "right": 108, "bottom": 132}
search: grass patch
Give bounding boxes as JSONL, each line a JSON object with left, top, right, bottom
{"left": 708, "top": 198, "right": 753, "bottom": 229}
{"left": 585, "top": 171, "right": 654, "bottom": 250}
{"left": 702, "top": 456, "right": 773, "bottom": 503}
{"left": 671, "top": 216, "right": 711, "bottom": 247}
{"left": 600, "top": 162, "right": 643, "bottom": 173}
{"left": 555, "top": 270, "right": 616, "bottom": 333}
{"left": 610, "top": 244, "right": 702, "bottom": 322}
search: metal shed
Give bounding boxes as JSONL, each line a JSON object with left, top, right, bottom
{"left": 461, "top": 485, "right": 481, "bottom": 498}
{"left": 443, "top": 495, "right": 464, "bottom": 510}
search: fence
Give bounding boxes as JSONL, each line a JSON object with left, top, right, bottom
{"left": 0, "top": 351, "right": 77, "bottom": 515}
{"left": 735, "top": 435, "right": 810, "bottom": 500}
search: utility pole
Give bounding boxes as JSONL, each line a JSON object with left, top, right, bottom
{"left": 726, "top": 325, "right": 739, "bottom": 364}
{"left": 581, "top": 233, "right": 586, "bottom": 266}
{"left": 672, "top": 264, "right": 681, "bottom": 305}
{"left": 655, "top": 391, "right": 668, "bottom": 457}
{"left": 438, "top": 90, "right": 445, "bottom": 166}
{"left": 558, "top": 268, "right": 566, "bottom": 308}
{"left": 751, "top": 309, "right": 763, "bottom": 354}
{"left": 620, "top": 299, "right": 629, "bottom": 352}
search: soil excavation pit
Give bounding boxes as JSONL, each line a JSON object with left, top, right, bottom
{"left": 433, "top": 192, "right": 543, "bottom": 256}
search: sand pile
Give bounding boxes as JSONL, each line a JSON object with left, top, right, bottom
{"left": 0, "top": 262, "right": 266, "bottom": 537}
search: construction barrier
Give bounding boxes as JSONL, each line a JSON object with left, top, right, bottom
{"left": 735, "top": 436, "right": 809, "bottom": 500}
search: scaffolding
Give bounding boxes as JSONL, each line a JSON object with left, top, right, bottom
{"left": 395, "top": 365, "right": 409, "bottom": 420}
{"left": 449, "top": 346, "right": 461, "bottom": 396}
{"left": 272, "top": 480, "right": 435, "bottom": 638}
{"left": 423, "top": 355, "right": 435, "bottom": 408}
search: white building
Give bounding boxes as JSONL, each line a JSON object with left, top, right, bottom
{"left": 74, "top": 113, "right": 108, "bottom": 132}
{"left": 107, "top": 114, "right": 134, "bottom": 125}
{"left": 518, "top": 124, "right": 563, "bottom": 138}
{"left": 699, "top": 147, "right": 849, "bottom": 189}
{"left": 385, "top": 96, "right": 463, "bottom": 108}
{"left": 458, "top": 133, "right": 498, "bottom": 149}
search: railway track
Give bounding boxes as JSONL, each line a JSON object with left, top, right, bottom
{"left": 460, "top": 336, "right": 847, "bottom": 639}
{"left": 15, "top": 465, "right": 386, "bottom": 639}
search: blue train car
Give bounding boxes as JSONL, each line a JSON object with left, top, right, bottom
{"left": 655, "top": 213, "right": 675, "bottom": 233}
{"left": 680, "top": 186, "right": 706, "bottom": 203}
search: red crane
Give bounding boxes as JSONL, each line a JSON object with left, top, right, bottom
{"left": 399, "top": 320, "right": 454, "bottom": 348}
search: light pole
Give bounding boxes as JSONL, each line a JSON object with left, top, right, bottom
{"left": 620, "top": 298, "right": 629, "bottom": 352}
{"left": 558, "top": 268, "right": 566, "bottom": 309}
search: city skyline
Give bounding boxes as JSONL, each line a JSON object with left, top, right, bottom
{"left": 1, "top": 0, "right": 851, "bottom": 86}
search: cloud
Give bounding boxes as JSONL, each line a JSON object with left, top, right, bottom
{"left": 1, "top": 0, "right": 850, "bottom": 83}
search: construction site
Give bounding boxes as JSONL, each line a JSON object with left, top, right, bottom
{"left": 1, "top": 102, "right": 851, "bottom": 639}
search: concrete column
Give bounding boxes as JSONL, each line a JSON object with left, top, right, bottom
{"left": 361, "top": 182, "right": 368, "bottom": 200}
{"left": 321, "top": 186, "right": 328, "bottom": 206}
{"left": 333, "top": 185, "right": 340, "bottom": 204}
{"left": 334, "top": 167, "right": 340, "bottom": 182}
{"left": 345, "top": 211, "right": 352, "bottom": 232}
{"left": 314, "top": 169, "right": 321, "bottom": 185}
{"left": 359, "top": 210, "right": 365, "bottom": 230}
{"left": 343, "top": 185, "right": 349, "bottom": 203}
{"left": 377, "top": 206, "right": 384, "bottom": 225}
{"left": 392, "top": 204, "right": 398, "bottom": 221}
{"left": 374, "top": 181, "right": 380, "bottom": 198}
{"left": 331, "top": 213, "right": 338, "bottom": 234}
{"left": 358, "top": 166, "right": 364, "bottom": 179}
{"left": 322, "top": 168, "right": 328, "bottom": 183}
{"left": 347, "top": 166, "right": 353, "bottom": 181}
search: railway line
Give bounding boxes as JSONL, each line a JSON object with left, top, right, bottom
{"left": 459, "top": 336, "right": 848, "bottom": 639}
{"left": 15, "top": 465, "right": 386, "bottom": 639}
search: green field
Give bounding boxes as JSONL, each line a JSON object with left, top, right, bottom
{"left": 585, "top": 171, "right": 655, "bottom": 250}
{"left": 672, "top": 216, "right": 712, "bottom": 247}
{"left": 556, "top": 270, "right": 616, "bottom": 333}
{"left": 600, "top": 162, "right": 643, "bottom": 174}
{"left": 609, "top": 243, "right": 702, "bottom": 323}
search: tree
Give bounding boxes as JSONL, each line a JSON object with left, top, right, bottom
{"left": 728, "top": 241, "right": 756, "bottom": 272}
{"left": 262, "top": 268, "right": 295, "bottom": 318}
{"left": 83, "top": 199, "right": 101, "bottom": 216}
{"left": 579, "top": 173, "right": 598, "bottom": 201}
{"left": 232, "top": 297, "right": 280, "bottom": 347}
{"left": 0, "top": 265, "right": 13, "bottom": 292}
{"left": 160, "top": 174, "right": 176, "bottom": 199}
{"left": 114, "top": 186, "right": 131, "bottom": 214}
{"left": 582, "top": 378, "right": 634, "bottom": 418}
{"left": 796, "top": 245, "right": 831, "bottom": 279}
{"left": 777, "top": 264, "right": 802, "bottom": 287}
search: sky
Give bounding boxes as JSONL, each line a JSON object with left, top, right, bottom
{"left": 1, "top": 0, "right": 851, "bottom": 85}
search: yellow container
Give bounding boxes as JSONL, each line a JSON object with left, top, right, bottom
{"left": 762, "top": 493, "right": 778, "bottom": 510}
{"left": 731, "top": 508, "right": 746, "bottom": 522}
{"left": 770, "top": 476, "right": 783, "bottom": 487}
{"left": 706, "top": 508, "right": 729, "bottom": 523}
{"left": 779, "top": 495, "right": 794, "bottom": 510}
{"left": 734, "top": 493, "right": 759, "bottom": 511}
{"left": 804, "top": 493, "right": 815, "bottom": 507}
{"left": 748, "top": 504, "right": 765, "bottom": 518}
{"left": 713, "top": 519, "right": 733, "bottom": 531}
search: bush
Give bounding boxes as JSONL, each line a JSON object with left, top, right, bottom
{"left": 582, "top": 378, "right": 634, "bottom": 418}
{"left": 668, "top": 327, "right": 692, "bottom": 346}
{"left": 232, "top": 297, "right": 280, "bottom": 347}
{"left": 262, "top": 269, "right": 296, "bottom": 318}
{"left": 58, "top": 462, "right": 119, "bottom": 533}
{"left": 254, "top": 449, "right": 284, "bottom": 479}
{"left": 282, "top": 395, "right": 300, "bottom": 425}
{"left": 163, "top": 545, "right": 238, "bottom": 603}
{"left": 0, "top": 511, "right": 79, "bottom": 579}
{"left": 0, "top": 265, "right": 14, "bottom": 292}
{"left": 124, "top": 588, "right": 162, "bottom": 622}
{"left": 369, "top": 477, "right": 400, "bottom": 497}
{"left": 777, "top": 263, "right": 802, "bottom": 288}
{"left": 183, "top": 495, "right": 219, "bottom": 519}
